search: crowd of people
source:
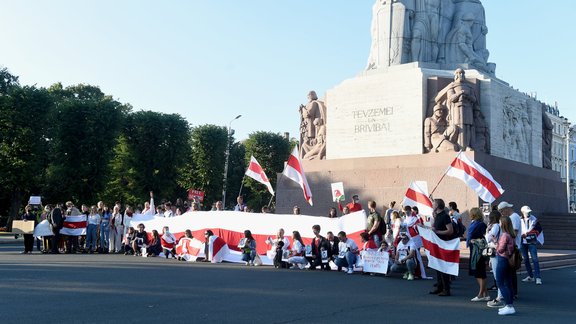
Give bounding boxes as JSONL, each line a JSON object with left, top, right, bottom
{"left": 18, "top": 192, "right": 544, "bottom": 317}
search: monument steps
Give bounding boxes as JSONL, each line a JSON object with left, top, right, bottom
{"left": 539, "top": 214, "right": 576, "bottom": 250}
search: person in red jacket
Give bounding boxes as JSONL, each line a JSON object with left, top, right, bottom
{"left": 338, "top": 194, "right": 363, "bottom": 213}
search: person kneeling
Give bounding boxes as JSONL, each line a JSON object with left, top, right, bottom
{"left": 334, "top": 231, "right": 359, "bottom": 275}
{"left": 132, "top": 223, "right": 149, "bottom": 256}
{"left": 390, "top": 231, "right": 417, "bottom": 280}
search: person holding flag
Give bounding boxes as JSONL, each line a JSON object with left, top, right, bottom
{"left": 429, "top": 199, "right": 454, "bottom": 297}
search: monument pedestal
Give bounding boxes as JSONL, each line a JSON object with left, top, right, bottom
{"left": 276, "top": 151, "right": 566, "bottom": 217}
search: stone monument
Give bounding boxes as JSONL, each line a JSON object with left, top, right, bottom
{"left": 279, "top": 0, "right": 566, "bottom": 216}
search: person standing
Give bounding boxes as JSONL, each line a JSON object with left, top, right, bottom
{"left": 99, "top": 205, "right": 111, "bottom": 253}
{"left": 429, "top": 198, "right": 454, "bottom": 296}
{"left": 366, "top": 201, "right": 383, "bottom": 246}
{"left": 48, "top": 206, "right": 64, "bottom": 254}
{"left": 519, "top": 205, "right": 542, "bottom": 285}
{"left": 85, "top": 206, "right": 100, "bottom": 254}
{"left": 467, "top": 207, "right": 489, "bottom": 302}
{"left": 338, "top": 194, "right": 363, "bottom": 213}
{"left": 234, "top": 196, "right": 247, "bottom": 212}
{"left": 21, "top": 205, "right": 37, "bottom": 254}
{"left": 495, "top": 215, "right": 517, "bottom": 315}
{"left": 109, "top": 205, "right": 124, "bottom": 253}
{"left": 497, "top": 201, "right": 521, "bottom": 298}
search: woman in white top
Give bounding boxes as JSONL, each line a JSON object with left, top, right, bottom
{"left": 109, "top": 205, "right": 124, "bottom": 253}
{"left": 485, "top": 210, "right": 503, "bottom": 306}
{"left": 85, "top": 206, "right": 101, "bottom": 254}
{"left": 266, "top": 228, "right": 291, "bottom": 268}
{"left": 287, "top": 231, "right": 307, "bottom": 269}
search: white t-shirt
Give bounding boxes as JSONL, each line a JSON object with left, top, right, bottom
{"left": 396, "top": 239, "right": 416, "bottom": 261}
{"left": 337, "top": 238, "right": 359, "bottom": 258}
{"left": 292, "top": 240, "right": 304, "bottom": 255}
{"left": 485, "top": 223, "right": 501, "bottom": 245}
{"left": 510, "top": 212, "right": 522, "bottom": 247}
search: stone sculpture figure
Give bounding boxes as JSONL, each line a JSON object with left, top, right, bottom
{"left": 411, "top": 0, "right": 441, "bottom": 62}
{"left": 424, "top": 103, "right": 460, "bottom": 153}
{"left": 445, "top": 13, "right": 486, "bottom": 70}
{"left": 542, "top": 109, "right": 553, "bottom": 169}
{"left": 435, "top": 68, "right": 478, "bottom": 151}
{"left": 473, "top": 109, "right": 489, "bottom": 153}
{"left": 299, "top": 91, "right": 327, "bottom": 160}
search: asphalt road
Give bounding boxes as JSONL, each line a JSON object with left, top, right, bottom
{"left": 1, "top": 243, "right": 574, "bottom": 324}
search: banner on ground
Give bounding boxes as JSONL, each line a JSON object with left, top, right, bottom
{"left": 418, "top": 224, "right": 460, "bottom": 276}
{"left": 131, "top": 209, "right": 367, "bottom": 265}
{"left": 361, "top": 250, "right": 389, "bottom": 274}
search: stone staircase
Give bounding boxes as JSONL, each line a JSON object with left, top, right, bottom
{"left": 539, "top": 213, "right": 576, "bottom": 250}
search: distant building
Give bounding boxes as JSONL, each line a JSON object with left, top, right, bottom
{"left": 546, "top": 104, "right": 576, "bottom": 211}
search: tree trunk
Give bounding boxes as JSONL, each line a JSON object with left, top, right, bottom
{"left": 7, "top": 189, "right": 23, "bottom": 231}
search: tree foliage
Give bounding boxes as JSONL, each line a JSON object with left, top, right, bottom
{"left": 242, "top": 131, "right": 291, "bottom": 211}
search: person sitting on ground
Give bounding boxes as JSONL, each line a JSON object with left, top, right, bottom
{"left": 335, "top": 231, "right": 360, "bottom": 275}
{"left": 390, "top": 231, "right": 417, "bottom": 280}
{"left": 266, "top": 228, "right": 291, "bottom": 268}
{"left": 467, "top": 207, "right": 490, "bottom": 302}
{"left": 146, "top": 230, "right": 162, "bottom": 257}
{"left": 123, "top": 227, "right": 136, "bottom": 255}
{"left": 360, "top": 232, "right": 378, "bottom": 251}
{"left": 240, "top": 230, "right": 257, "bottom": 266}
{"left": 326, "top": 231, "right": 340, "bottom": 269}
{"left": 287, "top": 231, "right": 307, "bottom": 269}
{"left": 307, "top": 225, "right": 331, "bottom": 270}
{"left": 202, "top": 230, "right": 214, "bottom": 262}
{"left": 378, "top": 240, "right": 395, "bottom": 273}
{"left": 161, "top": 226, "right": 177, "bottom": 259}
{"left": 132, "top": 223, "right": 149, "bottom": 256}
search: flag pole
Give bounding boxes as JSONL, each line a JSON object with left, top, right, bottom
{"left": 429, "top": 151, "right": 463, "bottom": 198}
{"left": 267, "top": 194, "right": 275, "bottom": 209}
{"left": 237, "top": 174, "right": 246, "bottom": 198}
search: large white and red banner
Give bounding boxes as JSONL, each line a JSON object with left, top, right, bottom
{"left": 418, "top": 224, "right": 460, "bottom": 276}
{"left": 60, "top": 215, "right": 87, "bottom": 236}
{"left": 402, "top": 181, "right": 434, "bottom": 216}
{"left": 282, "top": 146, "right": 313, "bottom": 206}
{"left": 131, "top": 209, "right": 367, "bottom": 265}
{"left": 245, "top": 156, "right": 275, "bottom": 196}
{"left": 446, "top": 152, "right": 504, "bottom": 203}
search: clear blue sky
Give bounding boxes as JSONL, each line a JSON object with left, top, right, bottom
{"left": 1, "top": 1, "right": 574, "bottom": 140}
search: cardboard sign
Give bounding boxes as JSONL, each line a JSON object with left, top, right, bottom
{"left": 188, "top": 189, "right": 205, "bottom": 202}
{"left": 361, "top": 250, "right": 390, "bottom": 274}
{"left": 29, "top": 196, "right": 42, "bottom": 205}
{"left": 330, "top": 182, "right": 345, "bottom": 202}
{"left": 12, "top": 220, "right": 35, "bottom": 234}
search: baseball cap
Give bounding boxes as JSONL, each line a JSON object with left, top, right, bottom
{"left": 497, "top": 201, "right": 513, "bottom": 210}
{"left": 521, "top": 206, "right": 532, "bottom": 214}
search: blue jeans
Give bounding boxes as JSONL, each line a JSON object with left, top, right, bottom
{"left": 391, "top": 259, "right": 416, "bottom": 275}
{"left": 372, "top": 234, "right": 381, "bottom": 246}
{"left": 99, "top": 223, "right": 109, "bottom": 250}
{"left": 490, "top": 257, "right": 503, "bottom": 300}
{"left": 495, "top": 255, "right": 514, "bottom": 306}
{"left": 85, "top": 224, "right": 98, "bottom": 250}
{"left": 242, "top": 251, "right": 256, "bottom": 262}
{"left": 520, "top": 243, "right": 541, "bottom": 279}
{"left": 334, "top": 251, "right": 357, "bottom": 269}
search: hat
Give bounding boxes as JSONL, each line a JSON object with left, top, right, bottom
{"left": 352, "top": 194, "right": 359, "bottom": 200}
{"left": 521, "top": 206, "right": 532, "bottom": 214}
{"left": 497, "top": 201, "right": 513, "bottom": 210}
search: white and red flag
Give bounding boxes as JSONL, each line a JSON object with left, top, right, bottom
{"left": 207, "top": 235, "right": 229, "bottom": 263}
{"left": 418, "top": 225, "right": 460, "bottom": 276}
{"left": 446, "top": 152, "right": 504, "bottom": 203}
{"left": 175, "top": 237, "right": 203, "bottom": 261}
{"left": 402, "top": 181, "right": 434, "bottom": 216}
{"left": 245, "top": 155, "right": 275, "bottom": 196}
{"left": 282, "top": 146, "right": 313, "bottom": 206}
{"left": 60, "top": 215, "right": 87, "bottom": 236}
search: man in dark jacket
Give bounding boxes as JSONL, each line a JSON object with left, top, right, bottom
{"left": 48, "top": 207, "right": 64, "bottom": 254}
{"left": 307, "top": 225, "right": 331, "bottom": 270}
{"left": 429, "top": 198, "right": 454, "bottom": 296}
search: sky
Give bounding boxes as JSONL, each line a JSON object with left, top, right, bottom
{"left": 1, "top": 0, "right": 575, "bottom": 140}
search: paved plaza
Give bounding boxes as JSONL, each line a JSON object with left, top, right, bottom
{"left": 1, "top": 242, "right": 575, "bottom": 323}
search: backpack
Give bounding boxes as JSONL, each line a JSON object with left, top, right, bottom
{"left": 451, "top": 219, "right": 466, "bottom": 239}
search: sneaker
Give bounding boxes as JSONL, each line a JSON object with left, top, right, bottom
{"left": 522, "top": 276, "right": 534, "bottom": 282}
{"left": 498, "top": 305, "right": 516, "bottom": 315}
{"left": 403, "top": 272, "right": 409, "bottom": 279}
{"left": 347, "top": 268, "right": 354, "bottom": 274}
{"left": 407, "top": 274, "right": 414, "bottom": 281}
{"left": 536, "top": 278, "right": 542, "bottom": 285}
{"left": 487, "top": 299, "right": 504, "bottom": 308}
{"left": 245, "top": 261, "right": 250, "bottom": 266}
{"left": 471, "top": 296, "right": 492, "bottom": 302}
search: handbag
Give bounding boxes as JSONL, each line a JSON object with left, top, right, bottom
{"left": 508, "top": 246, "right": 522, "bottom": 270}
{"left": 482, "top": 247, "right": 496, "bottom": 258}
{"left": 525, "top": 231, "right": 538, "bottom": 244}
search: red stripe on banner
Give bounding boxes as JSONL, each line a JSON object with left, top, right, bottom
{"left": 451, "top": 158, "right": 501, "bottom": 200}
{"left": 405, "top": 188, "right": 433, "bottom": 208}
{"left": 421, "top": 236, "right": 460, "bottom": 263}
{"left": 63, "top": 221, "right": 87, "bottom": 229}
{"left": 248, "top": 162, "right": 269, "bottom": 182}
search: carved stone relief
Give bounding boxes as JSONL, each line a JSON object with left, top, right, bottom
{"left": 299, "top": 91, "right": 327, "bottom": 160}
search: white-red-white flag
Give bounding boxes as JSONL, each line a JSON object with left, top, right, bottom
{"left": 402, "top": 181, "right": 434, "bottom": 216}
{"left": 175, "top": 237, "right": 203, "bottom": 261}
{"left": 60, "top": 215, "right": 87, "bottom": 236}
{"left": 446, "top": 152, "right": 504, "bottom": 203}
{"left": 245, "top": 155, "right": 275, "bottom": 196}
{"left": 418, "top": 225, "right": 460, "bottom": 276}
{"left": 282, "top": 146, "right": 313, "bottom": 206}
{"left": 207, "top": 235, "right": 229, "bottom": 263}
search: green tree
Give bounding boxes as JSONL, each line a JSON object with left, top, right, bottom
{"left": 0, "top": 68, "right": 53, "bottom": 223}
{"left": 44, "top": 83, "right": 128, "bottom": 204}
{"left": 104, "top": 111, "right": 191, "bottom": 206}
{"left": 242, "top": 131, "right": 291, "bottom": 211}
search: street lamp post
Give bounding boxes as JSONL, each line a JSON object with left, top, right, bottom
{"left": 564, "top": 119, "right": 572, "bottom": 212}
{"left": 222, "top": 115, "right": 242, "bottom": 209}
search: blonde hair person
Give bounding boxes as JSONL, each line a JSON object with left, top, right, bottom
{"left": 467, "top": 207, "right": 489, "bottom": 302}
